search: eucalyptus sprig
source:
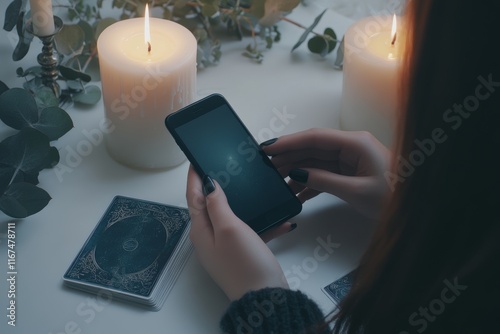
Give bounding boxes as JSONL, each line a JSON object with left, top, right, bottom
{"left": 0, "top": 0, "right": 343, "bottom": 219}
{"left": 3, "top": 0, "right": 103, "bottom": 109}
{"left": 3, "top": 0, "right": 343, "bottom": 69}
{"left": 0, "top": 83, "right": 73, "bottom": 218}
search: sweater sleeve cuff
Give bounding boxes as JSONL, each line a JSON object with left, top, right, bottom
{"left": 220, "top": 288, "right": 327, "bottom": 334}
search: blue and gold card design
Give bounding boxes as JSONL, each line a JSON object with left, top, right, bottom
{"left": 63, "top": 196, "right": 192, "bottom": 310}
{"left": 322, "top": 269, "right": 357, "bottom": 306}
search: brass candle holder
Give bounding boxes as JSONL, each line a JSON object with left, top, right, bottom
{"left": 27, "top": 16, "right": 63, "bottom": 98}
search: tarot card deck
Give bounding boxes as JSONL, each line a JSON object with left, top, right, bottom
{"left": 63, "top": 196, "right": 192, "bottom": 311}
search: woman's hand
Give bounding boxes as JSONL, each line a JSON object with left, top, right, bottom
{"left": 262, "top": 128, "right": 391, "bottom": 219}
{"left": 186, "top": 165, "right": 289, "bottom": 301}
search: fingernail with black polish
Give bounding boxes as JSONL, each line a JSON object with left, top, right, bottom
{"left": 289, "top": 169, "right": 309, "bottom": 183}
{"left": 289, "top": 223, "right": 298, "bottom": 232}
{"left": 202, "top": 175, "right": 216, "bottom": 196}
{"left": 259, "top": 138, "right": 278, "bottom": 147}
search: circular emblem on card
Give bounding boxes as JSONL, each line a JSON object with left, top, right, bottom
{"left": 94, "top": 215, "right": 168, "bottom": 274}
{"left": 122, "top": 238, "right": 139, "bottom": 252}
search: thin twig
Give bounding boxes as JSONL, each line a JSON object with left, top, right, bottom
{"left": 280, "top": 16, "right": 341, "bottom": 43}
{"left": 280, "top": 16, "right": 319, "bottom": 35}
{"left": 81, "top": 48, "right": 97, "bottom": 73}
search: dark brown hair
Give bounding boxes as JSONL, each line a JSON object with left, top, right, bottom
{"left": 331, "top": 1, "right": 500, "bottom": 333}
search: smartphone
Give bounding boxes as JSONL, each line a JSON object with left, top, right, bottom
{"left": 165, "top": 93, "right": 302, "bottom": 234}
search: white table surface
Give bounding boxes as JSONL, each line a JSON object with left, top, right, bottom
{"left": 0, "top": 2, "right": 377, "bottom": 333}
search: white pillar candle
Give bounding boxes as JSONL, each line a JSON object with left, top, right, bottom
{"left": 339, "top": 15, "right": 405, "bottom": 148}
{"left": 97, "top": 15, "right": 197, "bottom": 169}
{"left": 29, "top": 0, "right": 55, "bottom": 36}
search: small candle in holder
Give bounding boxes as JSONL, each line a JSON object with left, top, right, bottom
{"left": 339, "top": 14, "right": 405, "bottom": 148}
{"left": 97, "top": 5, "right": 197, "bottom": 169}
{"left": 29, "top": 0, "right": 55, "bottom": 36}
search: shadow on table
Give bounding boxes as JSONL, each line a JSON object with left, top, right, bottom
{"left": 268, "top": 195, "right": 377, "bottom": 271}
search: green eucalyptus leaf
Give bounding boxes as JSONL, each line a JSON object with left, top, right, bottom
{"left": 58, "top": 92, "right": 74, "bottom": 110}
{"left": 54, "top": 24, "right": 85, "bottom": 57}
{"left": 78, "top": 20, "right": 95, "bottom": 45}
{"left": 196, "top": 38, "right": 221, "bottom": 68}
{"left": 12, "top": 39, "right": 31, "bottom": 60}
{"left": 3, "top": 0, "right": 23, "bottom": 31}
{"left": 17, "top": 66, "right": 42, "bottom": 78}
{"left": 204, "top": 4, "right": 219, "bottom": 18}
{"left": 273, "top": 26, "right": 281, "bottom": 42}
{"left": 3, "top": 1, "right": 20, "bottom": 32}
{"left": 13, "top": 11, "right": 34, "bottom": 61}
{"left": 172, "top": 0, "right": 192, "bottom": 18}
{"left": 324, "top": 27, "right": 337, "bottom": 52}
{"left": 176, "top": 17, "right": 201, "bottom": 32}
{"left": 112, "top": 0, "right": 126, "bottom": 8}
{"left": 0, "top": 128, "right": 51, "bottom": 175}
{"left": 20, "top": 170, "right": 39, "bottom": 185}
{"left": 334, "top": 35, "right": 345, "bottom": 70}
{"left": 75, "top": 54, "right": 100, "bottom": 82}
{"left": 119, "top": 13, "right": 129, "bottom": 21}
{"left": 66, "top": 80, "right": 83, "bottom": 91}
{"left": 43, "top": 147, "right": 60, "bottom": 169}
{"left": 0, "top": 87, "right": 72, "bottom": 139}
{"left": 0, "top": 81, "right": 8, "bottom": 95}
{"left": 0, "top": 182, "right": 51, "bottom": 218}
{"left": 34, "top": 86, "right": 59, "bottom": 109}
{"left": 94, "top": 18, "right": 117, "bottom": 41}
{"left": 265, "top": 36, "right": 273, "bottom": 49}
{"left": 308, "top": 29, "right": 336, "bottom": 57}
{"left": 22, "top": 76, "right": 43, "bottom": 92}
{"left": 72, "top": 85, "right": 101, "bottom": 105}
{"left": 192, "top": 28, "right": 208, "bottom": 43}
{"left": 0, "top": 88, "right": 38, "bottom": 130}
{"left": 33, "top": 106, "right": 74, "bottom": 141}
{"left": 201, "top": 0, "right": 219, "bottom": 18}
{"left": 307, "top": 35, "right": 327, "bottom": 55}
{"left": 0, "top": 165, "right": 14, "bottom": 194}
{"left": 248, "top": 0, "right": 265, "bottom": 20}
{"left": 0, "top": 164, "right": 39, "bottom": 191}
{"left": 291, "top": 9, "right": 327, "bottom": 52}
{"left": 162, "top": 8, "right": 173, "bottom": 20}
{"left": 260, "top": 0, "right": 300, "bottom": 26}
{"left": 324, "top": 27, "right": 336, "bottom": 39}
{"left": 59, "top": 65, "right": 91, "bottom": 82}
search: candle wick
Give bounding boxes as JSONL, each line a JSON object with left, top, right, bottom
{"left": 391, "top": 32, "right": 397, "bottom": 46}
{"left": 148, "top": 42, "right": 151, "bottom": 53}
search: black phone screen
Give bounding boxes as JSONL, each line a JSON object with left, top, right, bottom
{"left": 167, "top": 94, "right": 301, "bottom": 233}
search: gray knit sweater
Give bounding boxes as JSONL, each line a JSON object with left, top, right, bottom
{"left": 220, "top": 288, "right": 330, "bottom": 334}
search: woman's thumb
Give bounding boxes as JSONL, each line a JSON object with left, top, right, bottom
{"left": 202, "top": 176, "right": 241, "bottom": 230}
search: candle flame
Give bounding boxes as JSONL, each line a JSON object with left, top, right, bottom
{"left": 145, "top": 4, "right": 151, "bottom": 53}
{"left": 391, "top": 14, "right": 397, "bottom": 46}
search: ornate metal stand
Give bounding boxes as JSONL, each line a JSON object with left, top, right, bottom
{"left": 27, "top": 16, "right": 63, "bottom": 98}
